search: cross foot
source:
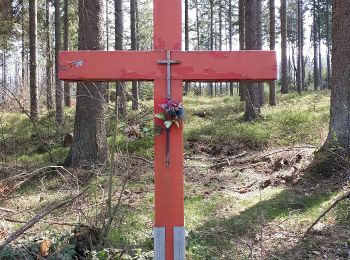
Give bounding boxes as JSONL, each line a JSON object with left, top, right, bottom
{"left": 59, "top": 0, "right": 277, "bottom": 259}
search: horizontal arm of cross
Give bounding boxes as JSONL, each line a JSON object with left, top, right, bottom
{"left": 59, "top": 50, "right": 277, "bottom": 82}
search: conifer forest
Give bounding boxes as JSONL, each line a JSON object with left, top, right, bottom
{"left": 1, "top": 0, "right": 350, "bottom": 259}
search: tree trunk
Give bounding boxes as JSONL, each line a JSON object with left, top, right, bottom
{"left": 65, "top": 0, "right": 108, "bottom": 167}
{"left": 239, "top": 0, "right": 246, "bottom": 101}
{"left": 45, "top": 0, "right": 53, "bottom": 110}
{"left": 115, "top": 0, "right": 127, "bottom": 118}
{"left": 55, "top": 0, "right": 64, "bottom": 124}
{"left": 209, "top": 0, "right": 214, "bottom": 97}
{"left": 326, "top": 0, "right": 331, "bottom": 90}
{"left": 21, "top": 0, "right": 26, "bottom": 91}
{"left": 29, "top": 0, "right": 38, "bottom": 119}
{"left": 257, "top": 0, "right": 264, "bottom": 106}
{"left": 130, "top": 0, "right": 139, "bottom": 110}
{"left": 313, "top": 0, "right": 320, "bottom": 90}
{"left": 228, "top": 0, "right": 234, "bottom": 97}
{"left": 296, "top": 0, "right": 302, "bottom": 94}
{"left": 244, "top": 0, "right": 260, "bottom": 121}
{"left": 1, "top": 51, "right": 6, "bottom": 102}
{"left": 281, "top": 0, "right": 288, "bottom": 94}
{"left": 184, "top": 0, "right": 189, "bottom": 95}
{"left": 323, "top": 0, "right": 350, "bottom": 153}
{"left": 317, "top": 0, "right": 323, "bottom": 89}
{"left": 269, "top": 0, "right": 276, "bottom": 106}
{"left": 301, "top": 3, "right": 306, "bottom": 91}
{"left": 63, "top": 0, "right": 71, "bottom": 107}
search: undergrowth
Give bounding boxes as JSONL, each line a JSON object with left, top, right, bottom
{"left": 0, "top": 91, "right": 330, "bottom": 165}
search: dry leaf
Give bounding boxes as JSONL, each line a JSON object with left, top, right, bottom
{"left": 38, "top": 238, "right": 51, "bottom": 257}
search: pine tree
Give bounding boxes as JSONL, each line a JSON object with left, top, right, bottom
{"left": 29, "top": 0, "right": 38, "bottom": 119}
{"left": 65, "top": 0, "right": 108, "bottom": 167}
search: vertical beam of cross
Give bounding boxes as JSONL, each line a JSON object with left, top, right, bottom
{"left": 153, "top": 1, "right": 184, "bottom": 259}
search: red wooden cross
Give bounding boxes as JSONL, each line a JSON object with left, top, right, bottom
{"left": 59, "top": 1, "right": 277, "bottom": 259}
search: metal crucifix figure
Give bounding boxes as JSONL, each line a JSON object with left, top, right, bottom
{"left": 158, "top": 51, "right": 180, "bottom": 166}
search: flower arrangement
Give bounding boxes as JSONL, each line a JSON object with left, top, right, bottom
{"left": 155, "top": 99, "right": 184, "bottom": 129}
{"left": 154, "top": 99, "right": 184, "bottom": 166}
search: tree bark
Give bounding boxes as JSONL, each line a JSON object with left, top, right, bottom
{"left": 326, "top": 0, "right": 331, "bottom": 90}
{"left": 244, "top": 0, "right": 260, "bottom": 121}
{"left": 313, "top": 0, "right": 320, "bottom": 91}
{"left": 115, "top": 0, "right": 127, "bottom": 118}
{"left": 257, "top": 0, "right": 264, "bottom": 106}
{"left": 130, "top": 0, "right": 139, "bottom": 110}
{"left": 281, "top": 0, "right": 288, "bottom": 94}
{"left": 63, "top": 0, "right": 71, "bottom": 107}
{"left": 55, "top": 0, "right": 64, "bottom": 124}
{"left": 45, "top": 0, "right": 53, "bottom": 110}
{"left": 323, "top": 0, "right": 350, "bottom": 153}
{"left": 65, "top": 0, "right": 108, "bottom": 167}
{"left": 21, "top": 0, "right": 26, "bottom": 91}
{"left": 239, "top": 0, "right": 246, "bottom": 101}
{"left": 184, "top": 0, "right": 189, "bottom": 95}
{"left": 317, "top": 0, "right": 323, "bottom": 89}
{"left": 269, "top": 0, "right": 276, "bottom": 106}
{"left": 29, "top": 0, "right": 38, "bottom": 119}
{"left": 209, "top": 0, "right": 214, "bottom": 97}
{"left": 296, "top": 0, "right": 302, "bottom": 94}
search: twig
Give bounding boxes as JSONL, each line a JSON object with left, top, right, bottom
{"left": 304, "top": 188, "right": 350, "bottom": 236}
{"left": 3, "top": 218, "right": 90, "bottom": 228}
{"left": 130, "top": 156, "right": 153, "bottom": 165}
{"left": 0, "top": 188, "right": 89, "bottom": 250}
{"left": 0, "top": 207, "right": 16, "bottom": 213}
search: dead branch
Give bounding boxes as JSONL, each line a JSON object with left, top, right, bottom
{"left": 3, "top": 218, "right": 89, "bottom": 228}
{"left": 130, "top": 156, "right": 154, "bottom": 166}
{"left": 0, "top": 188, "right": 89, "bottom": 250}
{"left": 304, "top": 188, "right": 350, "bottom": 236}
{"left": 0, "top": 207, "right": 16, "bottom": 213}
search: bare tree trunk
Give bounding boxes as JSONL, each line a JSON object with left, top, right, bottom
{"left": 257, "top": 0, "right": 264, "bottom": 106}
{"left": 105, "top": 0, "right": 110, "bottom": 102}
{"left": 29, "top": 0, "right": 38, "bottom": 119}
{"left": 244, "top": 0, "right": 260, "bottom": 121}
{"left": 301, "top": 3, "right": 306, "bottom": 91}
{"left": 45, "top": 0, "right": 53, "bottom": 110}
{"left": 1, "top": 51, "right": 6, "bottom": 102}
{"left": 323, "top": 0, "right": 350, "bottom": 153}
{"left": 209, "top": 0, "right": 214, "bottom": 97}
{"left": 184, "top": 0, "right": 189, "bottom": 95}
{"left": 65, "top": 0, "right": 108, "bottom": 167}
{"left": 296, "top": 0, "right": 302, "bottom": 94}
{"left": 326, "top": 0, "right": 331, "bottom": 90}
{"left": 228, "top": 0, "right": 234, "bottom": 97}
{"left": 21, "top": 0, "right": 26, "bottom": 91}
{"left": 269, "top": 0, "right": 276, "bottom": 106}
{"left": 239, "top": 0, "right": 246, "bottom": 101}
{"left": 313, "top": 0, "right": 320, "bottom": 91}
{"left": 130, "top": 0, "right": 138, "bottom": 110}
{"left": 55, "top": 0, "right": 64, "bottom": 124}
{"left": 115, "top": 0, "right": 127, "bottom": 118}
{"left": 281, "top": 0, "right": 288, "bottom": 94}
{"left": 63, "top": 0, "right": 71, "bottom": 107}
{"left": 317, "top": 0, "right": 323, "bottom": 89}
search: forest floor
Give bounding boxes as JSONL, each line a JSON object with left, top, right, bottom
{"left": 1, "top": 90, "right": 350, "bottom": 259}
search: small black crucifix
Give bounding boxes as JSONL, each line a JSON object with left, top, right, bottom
{"left": 157, "top": 51, "right": 181, "bottom": 167}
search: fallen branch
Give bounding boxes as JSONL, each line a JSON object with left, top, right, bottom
{"left": 0, "top": 207, "right": 16, "bottom": 213}
{"left": 3, "top": 218, "right": 89, "bottom": 228}
{"left": 304, "top": 188, "right": 350, "bottom": 236}
{"left": 0, "top": 188, "right": 89, "bottom": 250}
{"left": 130, "top": 156, "right": 154, "bottom": 166}
{"left": 233, "top": 180, "right": 258, "bottom": 193}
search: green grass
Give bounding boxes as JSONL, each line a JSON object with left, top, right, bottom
{"left": 1, "top": 91, "right": 330, "bottom": 165}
